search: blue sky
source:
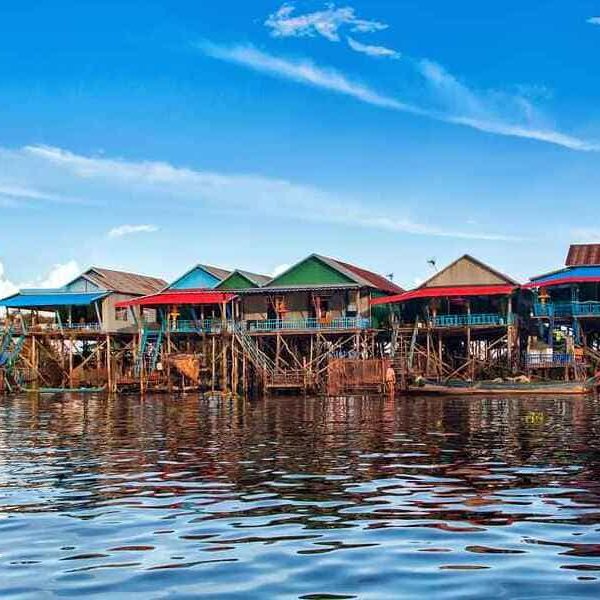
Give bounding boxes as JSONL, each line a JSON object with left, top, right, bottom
{"left": 1, "top": 1, "right": 600, "bottom": 295}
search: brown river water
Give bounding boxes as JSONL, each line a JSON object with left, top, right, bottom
{"left": 1, "top": 393, "right": 600, "bottom": 598}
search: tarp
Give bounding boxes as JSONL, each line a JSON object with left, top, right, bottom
{"left": 0, "top": 291, "right": 108, "bottom": 308}
{"left": 116, "top": 290, "right": 237, "bottom": 307}
{"left": 371, "top": 285, "right": 517, "bottom": 306}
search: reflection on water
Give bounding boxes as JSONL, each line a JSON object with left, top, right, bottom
{"left": 1, "top": 394, "right": 600, "bottom": 598}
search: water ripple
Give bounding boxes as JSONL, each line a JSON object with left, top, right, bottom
{"left": 1, "top": 394, "right": 600, "bottom": 598}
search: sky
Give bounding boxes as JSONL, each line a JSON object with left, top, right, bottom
{"left": 1, "top": 0, "right": 600, "bottom": 296}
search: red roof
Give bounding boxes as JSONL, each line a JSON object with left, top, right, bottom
{"left": 371, "top": 284, "right": 517, "bottom": 306}
{"left": 116, "top": 290, "right": 237, "bottom": 307}
{"left": 330, "top": 258, "right": 404, "bottom": 294}
{"left": 566, "top": 244, "right": 600, "bottom": 266}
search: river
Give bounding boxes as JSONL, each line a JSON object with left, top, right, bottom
{"left": 1, "top": 393, "right": 600, "bottom": 598}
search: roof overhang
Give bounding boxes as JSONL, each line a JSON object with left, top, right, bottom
{"left": 0, "top": 291, "right": 109, "bottom": 309}
{"left": 371, "top": 285, "right": 518, "bottom": 306}
{"left": 525, "top": 276, "right": 600, "bottom": 289}
{"left": 115, "top": 290, "right": 237, "bottom": 308}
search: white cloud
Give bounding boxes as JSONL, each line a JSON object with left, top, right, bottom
{"left": 200, "top": 42, "right": 599, "bottom": 151}
{"left": 571, "top": 228, "right": 600, "bottom": 242}
{"left": 108, "top": 224, "right": 159, "bottom": 238}
{"left": 0, "top": 260, "right": 81, "bottom": 303}
{"left": 0, "top": 261, "right": 19, "bottom": 299}
{"left": 36, "top": 260, "right": 81, "bottom": 288}
{"left": 265, "top": 3, "right": 386, "bottom": 42}
{"left": 587, "top": 17, "right": 600, "bottom": 25}
{"left": 15, "top": 144, "right": 514, "bottom": 241}
{"left": 272, "top": 263, "right": 291, "bottom": 277}
{"left": 347, "top": 36, "right": 400, "bottom": 59}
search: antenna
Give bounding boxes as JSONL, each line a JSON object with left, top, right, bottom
{"left": 427, "top": 258, "right": 437, "bottom": 272}
{"left": 387, "top": 273, "right": 394, "bottom": 281}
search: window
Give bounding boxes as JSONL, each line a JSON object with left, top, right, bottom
{"left": 115, "top": 307, "right": 128, "bottom": 322}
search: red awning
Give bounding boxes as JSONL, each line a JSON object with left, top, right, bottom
{"left": 116, "top": 290, "right": 237, "bottom": 308}
{"left": 371, "top": 285, "right": 517, "bottom": 306}
{"left": 524, "top": 276, "right": 600, "bottom": 289}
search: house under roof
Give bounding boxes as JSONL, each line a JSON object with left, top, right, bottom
{"left": 167, "top": 264, "right": 232, "bottom": 290}
{"left": 70, "top": 267, "right": 166, "bottom": 295}
{"left": 217, "top": 269, "right": 271, "bottom": 290}
{"left": 371, "top": 254, "right": 519, "bottom": 306}
{"left": 0, "top": 266, "right": 167, "bottom": 310}
{"left": 528, "top": 244, "right": 600, "bottom": 288}
{"left": 259, "top": 253, "right": 403, "bottom": 294}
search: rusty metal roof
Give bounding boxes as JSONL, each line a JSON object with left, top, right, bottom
{"left": 566, "top": 244, "right": 600, "bottom": 266}
{"left": 84, "top": 267, "right": 167, "bottom": 295}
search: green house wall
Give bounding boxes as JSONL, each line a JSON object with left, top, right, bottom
{"left": 268, "top": 256, "right": 355, "bottom": 287}
{"left": 217, "top": 272, "right": 258, "bottom": 290}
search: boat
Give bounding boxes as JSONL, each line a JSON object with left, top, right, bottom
{"left": 408, "top": 377, "right": 597, "bottom": 396}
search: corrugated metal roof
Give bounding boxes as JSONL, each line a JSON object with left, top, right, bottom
{"left": 566, "top": 244, "right": 600, "bottom": 266}
{"left": 83, "top": 267, "right": 166, "bottom": 295}
{"left": 236, "top": 270, "right": 271, "bottom": 286}
{"left": 200, "top": 264, "right": 232, "bottom": 281}
{"left": 371, "top": 285, "right": 517, "bottom": 306}
{"left": 116, "top": 290, "right": 237, "bottom": 307}
{"left": 0, "top": 291, "right": 108, "bottom": 308}
{"left": 328, "top": 257, "right": 404, "bottom": 294}
{"left": 528, "top": 265, "right": 600, "bottom": 287}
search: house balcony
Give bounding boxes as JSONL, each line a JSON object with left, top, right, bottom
{"left": 532, "top": 301, "right": 600, "bottom": 318}
{"left": 430, "top": 313, "right": 514, "bottom": 328}
{"left": 524, "top": 352, "right": 583, "bottom": 368}
{"left": 168, "top": 319, "right": 234, "bottom": 334}
{"left": 247, "top": 317, "right": 371, "bottom": 333}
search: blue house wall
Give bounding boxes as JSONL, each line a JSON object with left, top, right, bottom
{"left": 168, "top": 267, "right": 222, "bottom": 290}
{"left": 64, "top": 277, "right": 103, "bottom": 292}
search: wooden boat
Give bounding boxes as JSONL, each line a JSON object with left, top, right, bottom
{"left": 23, "top": 386, "right": 106, "bottom": 394}
{"left": 408, "top": 377, "right": 597, "bottom": 396}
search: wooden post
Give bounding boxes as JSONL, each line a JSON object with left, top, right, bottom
{"left": 106, "top": 334, "right": 112, "bottom": 393}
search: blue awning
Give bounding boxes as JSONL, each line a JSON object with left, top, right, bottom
{"left": 0, "top": 292, "right": 108, "bottom": 309}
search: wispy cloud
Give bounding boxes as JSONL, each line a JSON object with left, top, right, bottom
{"left": 265, "top": 3, "right": 386, "bottom": 41}
{"left": 17, "top": 144, "right": 514, "bottom": 241}
{"left": 0, "top": 184, "right": 80, "bottom": 205}
{"left": 587, "top": 17, "right": 600, "bottom": 25}
{"left": 108, "top": 224, "right": 159, "bottom": 238}
{"left": 571, "top": 228, "right": 600, "bottom": 242}
{"left": 200, "top": 42, "right": 598, "bottom": 151}
{"left": 346, "top": 37, "right": 400, "bottom": 59}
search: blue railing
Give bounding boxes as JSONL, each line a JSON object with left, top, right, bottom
{"left": 524, "top": 352, "right": 578, "bottom": 367}
{"left": 431, "top": 313, "right": 513, "bottom": 328}
{"left": 168, "top": 319, "right": 234, "bottom": 334}
{"left": 247, "top": 317, "right": 371, "bottom": 332}
{"left": 533, "top": 301, "right": 600, "bottom": 318}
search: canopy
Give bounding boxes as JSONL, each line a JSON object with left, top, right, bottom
{"left": 527, "top": 266, "right": 600, "bottom": 288}
{"left": 371, "top": 285, "right": 517, "bottom": 306}
{"left": 116, "top": 290, "right": 237, "bottom": 308}
{"left": 0, "top": 291, "right": 108, "bottom": 309}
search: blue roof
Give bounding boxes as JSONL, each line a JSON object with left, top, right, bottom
{"left": 530, "top": 265, "right": 600, "bottom": 284}
{"left": 0, "top": 291, "right": 109, "bottom": 308}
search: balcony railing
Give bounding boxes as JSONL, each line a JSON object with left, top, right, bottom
{"left": 533, "top": 301, "right": 600, "bottom": 318}
{"left": 247, "top": 317, "right": 371, "bottom": 332}
{"left": 431, "top": 313, "right": 513, "bottom": 328}
{"left": 168, "top": 319, "right": 234, "bottom": 334}
{"left": 524, "top": 352, "right": 581, "bottom": 367}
